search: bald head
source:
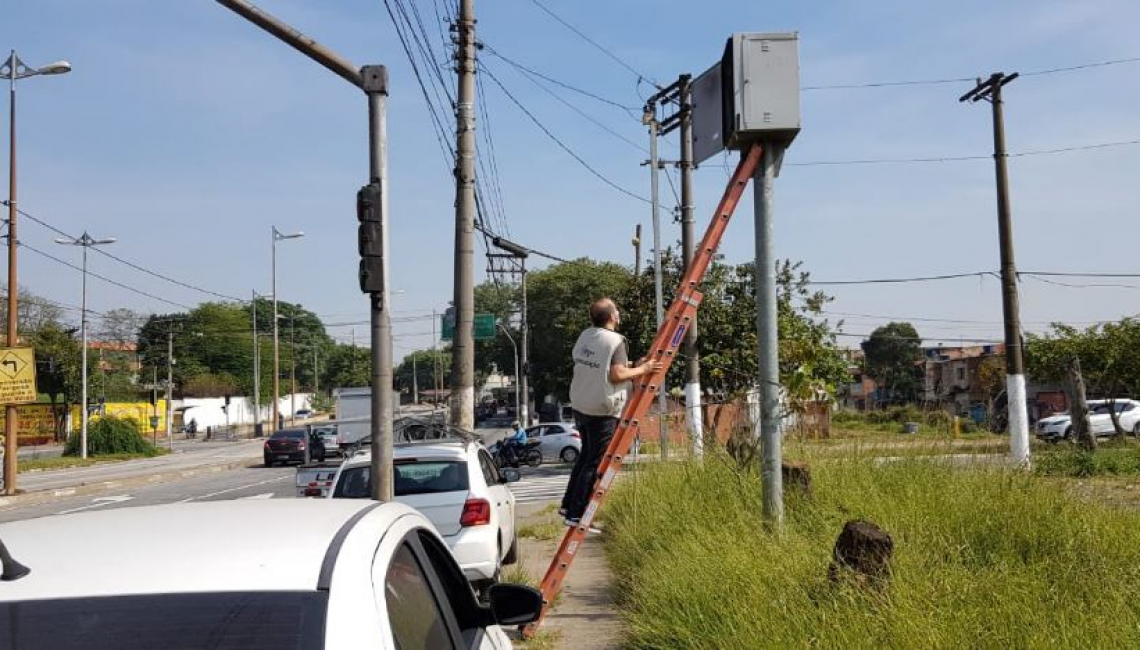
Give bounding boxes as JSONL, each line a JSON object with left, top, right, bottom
{"left": 590, "top": 298, "right": 618, "bottom": 328}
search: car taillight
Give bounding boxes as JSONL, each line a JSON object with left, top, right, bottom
{"left": 298, "top": 442, "right": 306, "bottom": 450}
{"left": 460, "top": 497, "right": 491, "bottom": 527}
{"left": 571, "top": 431, "right": 581, "bottom": 439}
{"left": 304, "top": 488, "right": 322, "bottom": 497}
{"left": 263, "top": 441, "right": 270, "bottom": 449}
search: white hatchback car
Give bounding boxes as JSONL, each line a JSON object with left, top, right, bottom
{"left": 0, "top": 500, "right": 541, "bottom": 649}
{"left": 526, "top": 422, "right": 582, "bottom": 464}
{"left": 330, "top": 441, "right": 519, "bottom": 591}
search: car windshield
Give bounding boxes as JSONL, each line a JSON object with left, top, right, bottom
{"left": 333, "top": 461, "right": 469, "bottom": 499}
{"left": 0, "top": 591, "right": 326, "bottom": 650}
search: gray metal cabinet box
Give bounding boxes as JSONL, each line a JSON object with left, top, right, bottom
{"left": 691, "top": 32, "right": 801, "bottom": 164}
{"left": 730, "top": 32, "right": 800, "bottom": 143}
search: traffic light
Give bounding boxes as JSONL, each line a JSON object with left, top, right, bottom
{"left": 357, "top": 182, "right": 383, "bottom": 293}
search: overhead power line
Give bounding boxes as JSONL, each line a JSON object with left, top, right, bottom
{"left": 788, "top": 137, "right": 1140, "bottom": 167}
{"left": 810, "top": 271, "right": 998, "bottom": 286}
{"left": 803, "top": 54, "right": 1140, "bottom": 91}
{"left": 482, "top": 45, "right": 640, "bottom": 115}
{"left": 8, "top": 203, "right": 244, "bottom": 303}
{"left": 480, "top": 63, "right": 651, "bottom": 204}
{"left": 525, "top": 0, "right": 658, "bottom": 88}
{"left": 19, "top": 241, "right": 194, "bottom": 310}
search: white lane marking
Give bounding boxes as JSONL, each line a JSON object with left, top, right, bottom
{"left": 57, "top": 495, "right": 135, "bottom": 515}
{"left": 176, "top": 475, "right": 290, "bottom": 503}
{"left": 239, "top": 493, "right": 275, "bottom": 500}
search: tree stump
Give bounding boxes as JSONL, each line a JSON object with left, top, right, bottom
{"left": 781, "top": 461, "right": 812, "bottom": 498}
{"left": 828, "top": 520, "right": 893, "bottom": 586}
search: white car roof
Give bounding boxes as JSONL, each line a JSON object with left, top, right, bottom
{"left": 0, "top": 500, "right": 409, "bottom": 601}
{"left": 346, "top": 441, "right": 475, "bottom": 467}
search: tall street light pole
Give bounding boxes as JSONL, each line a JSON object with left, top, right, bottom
{"left": 54, "top": 232, "right": 115, "bottom": 459}
{"left": 2, "top": 50, "right": 71, "bottom": 494}
{"left": 271, "top": 226, "right": 303, "bottom": 431}
{"left": 497, "top": 323, "right": 520, "bottom": 418}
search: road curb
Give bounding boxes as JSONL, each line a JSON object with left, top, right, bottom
{"left": 0, "top": 456, "right": 262, "bottom": 510}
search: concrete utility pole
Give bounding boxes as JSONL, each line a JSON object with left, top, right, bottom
{"left": 677, "top": 74, "right": 702, "bottom": 457}
{"left": 448, "top": 0, "right": 478, "bottom": 431}
{"left": 216, "top": 0, "right": 394, "bottom": 500}
{"left": 960, "top": 72, "right": 1030, "bottom": 467}
{"left": 755, "top": 144, "right": 783, "bottom": 525}
{"left": 643, "top": 104, "right": 668, "bottom": 460}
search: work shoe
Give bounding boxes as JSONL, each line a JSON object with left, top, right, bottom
{"left": 564, "top": 518, "right": 602, "bottom": 534}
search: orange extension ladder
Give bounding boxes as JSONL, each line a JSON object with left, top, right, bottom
{"left": 522, "top": 143, "right": 764, "bottom": 637}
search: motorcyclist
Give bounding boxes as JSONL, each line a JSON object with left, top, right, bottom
{"left": 503, "top": 421, "right": 529, "bottom": 465}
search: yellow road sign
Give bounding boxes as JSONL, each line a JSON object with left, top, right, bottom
{"left": 0, "top": 347, "right": 37, "bottom": 405}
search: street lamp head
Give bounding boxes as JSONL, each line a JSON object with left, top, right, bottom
{"left": 273, "top": 227, "right": 305, "bottom": 241}
{"left": 53, "top": 237, "right": 73, "bottom": 245}
{"left": 37, "top": 60, "right": 72, "bottom": 76}
{"left": 93, "top": 237, "right": 117, "bottom": 245}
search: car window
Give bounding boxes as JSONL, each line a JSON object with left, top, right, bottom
{"left": 333, "top": 462, "right": 470, "bottom": 499}
{"left": 478, "top": 450, "right": 501, "bottom": 485}
{"left": 271, "top": 430, "right": 305, "bottom": 440}
{"left": 526, "top": 426, "right": 542, "bottom": 438}
{"left": 414, "top": 530, "right": 486, "bottom": 643}
{"left": 385, "top": 543, "right": 456, "bottom": 650}
{"left": 0, "top": 591, "right": 327, "bottom": 649}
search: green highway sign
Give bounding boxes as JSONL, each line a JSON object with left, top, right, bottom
{"left": 441, "top": 313, "right": 497, "bottom": 341}
{"left": 474, "top": 314, "right": 496, "bottom": 340}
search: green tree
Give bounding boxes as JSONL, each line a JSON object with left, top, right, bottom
{"left": 32, "top": 323, "right": 81, "bottom": 440}
{"left": 395, "top": 348, "right": 452, "bottom": 400}
{"left": 619, "top": 250, "right": 848, "bottom": 409}
{"left": 861, "top": 322, "right": 923, "bottom": 404}
{"left": 523, "top": 258, "right": 633, "bottom": 401}
{"left": 1026, "top": 319, "right": 1140, "bottom": 436}
{"left": 322, "top": 343, "right": 372, "bottom": 391}
{"left": 138, "top": 300, "right": 332, "bottom": 402}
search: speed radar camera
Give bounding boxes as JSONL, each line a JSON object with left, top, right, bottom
{"left": 692, "top": 32, "right": 801, "bottom": 166}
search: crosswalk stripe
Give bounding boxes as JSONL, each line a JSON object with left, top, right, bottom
{"left": 510, "top": 474, "right": 571, "bottom": 504}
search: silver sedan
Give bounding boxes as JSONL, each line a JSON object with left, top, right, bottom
{"left": 526, "top": 422, "right": 582, "bottom": 464}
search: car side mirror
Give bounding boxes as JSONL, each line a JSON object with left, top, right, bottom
{"left": 500, "top": 468, "right": 521, "bottom": 483}
{"left": 487, "top": 583, "right": 543, "bottom": 626}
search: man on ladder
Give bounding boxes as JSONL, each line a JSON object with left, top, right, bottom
{"left": 561, "top": 298, "right": 663, "bottom": 528}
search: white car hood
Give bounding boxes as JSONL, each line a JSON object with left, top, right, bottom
{"left": 1039, "top": 415, "right": 1070, "bottom": 425}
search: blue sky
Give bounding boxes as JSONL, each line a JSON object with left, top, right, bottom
{"left": 4, "top": 0, "right": 1140, "bottom": 358}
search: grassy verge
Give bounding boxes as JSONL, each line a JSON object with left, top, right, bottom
{"left": 17, "top": 449, "right": 170, "bottom": 473}
{"left": 603, "top": 451, "right": 1140, "bottom": 648}
{"left": 1034, "top": 440, "right": 1140, "bottom": 477}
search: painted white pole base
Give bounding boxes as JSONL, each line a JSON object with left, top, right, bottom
{"left": 685, "top": 382, "right": 704, "bottom": 457}
{"left": 1007, "top": 373, "right": 1031, "bottom": 467}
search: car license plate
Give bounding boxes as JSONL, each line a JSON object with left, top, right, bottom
{"left": 277, "top": 454, "right": 291, "bottom": 459}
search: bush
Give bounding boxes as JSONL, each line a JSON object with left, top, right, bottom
{"left": 604, "top": 452, "right": 1140, "bottom": 648}
{"left": 64, "top": 416, "right": 161, "bottom": 457}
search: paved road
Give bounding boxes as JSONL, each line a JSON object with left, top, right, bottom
{"left": 0, "top": 444, "right": 575, "bottom": 524}
{"left": 14, "top": 440, "right": 264, "bottom": 493}
{"left": 0, "top": 464, "right": 297, "bottom": 523}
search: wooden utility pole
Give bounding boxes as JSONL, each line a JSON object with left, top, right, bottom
{"left": 960, "top": 72, "right": 1029, "bottom": 466}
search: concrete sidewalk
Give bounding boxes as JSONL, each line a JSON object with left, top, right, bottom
{"left": 516, "top": 505, "right": 623, "bottom": 649}
{"left": 0, "top": 440, "right": 264, "bottom": 508}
